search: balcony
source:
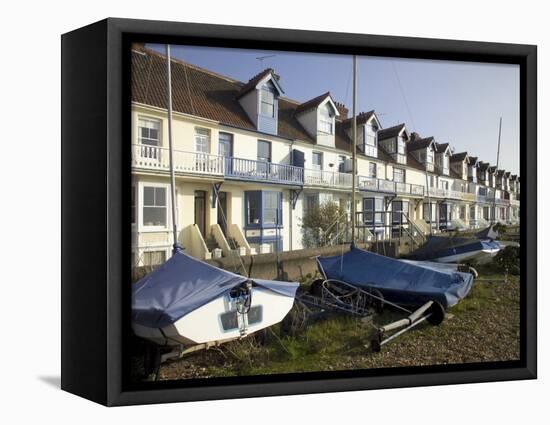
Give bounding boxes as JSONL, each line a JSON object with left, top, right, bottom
{"left": 224, "top": 157, "right": 303, "bottom": 185}
{"left": 132, "top": 144, "right": 224, "bottom": 176}
{"left": 304, "top": 169, "right": 352, "bottom": 189}
{"left": 131, "top": 145, "right": 427, "bottom": 198}
{"left": 132, "top": 145, "right": 303, "bottom": 185}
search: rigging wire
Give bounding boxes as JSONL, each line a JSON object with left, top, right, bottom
{"left": 390, "top": 59, "right": 416, "bottom": 130}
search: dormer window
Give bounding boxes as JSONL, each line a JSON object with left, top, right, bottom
{"left": 318, "top": 105, "right": 333, "bottom": 134}
{"left": 365, "top": 124, "right": 377, "bottom": 147}
{"left": 426, "top": 147, "right": 434, "bottom": 164}
{"left": 260, "top": 85, "right": 275, "bottom": 117}
{"left": 236, "top": 69, "right": 284, "bottom": 136}
{"left": 295, "top": 93, "right": 340, "bottom": 148}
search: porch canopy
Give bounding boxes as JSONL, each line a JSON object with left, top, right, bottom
{"left": 317, "top": 247, "right": 473, "bottom": 309}
{"left": 132, "top": 251, "right": 298, "bottom": 328}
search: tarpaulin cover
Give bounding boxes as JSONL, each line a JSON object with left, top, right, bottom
{"left": 132, "top": 251, "right": 298, "bottom": 328}
{"left": 317, "top": 247, "right": 474, "bottom": 309}
{"left": 407, "top": 235, "right": 500, "bottom": 261}
{"left": 475, "top": 224, "right": 499, "bottom": 240}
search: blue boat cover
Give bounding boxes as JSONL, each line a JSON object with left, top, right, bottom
{"left": 132, "top": 251, "right": 299, "bottom": 328}
{"left": 407, "top": 235, "right": 500, "bottom": 261}
{"left": 317, "top": 247, "right": 474, "bottom": 309}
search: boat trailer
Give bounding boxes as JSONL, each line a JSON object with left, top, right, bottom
{"left": 296, "top": 276, "right": 446, "bottom": 353}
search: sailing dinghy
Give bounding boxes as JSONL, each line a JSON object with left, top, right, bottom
{"left": 132, "top": 249, "right": 298, "bottom": 346}
{"left": 317, "top": 246, "right": 474, "bottom": 310}
{"left": 406, "top": 235, "right": 501, "bottom": 264}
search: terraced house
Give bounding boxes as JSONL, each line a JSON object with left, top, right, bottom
{"left": 130, "top": 45, "right": 520, "bottom": 266}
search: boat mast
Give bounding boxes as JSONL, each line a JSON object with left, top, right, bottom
{"left": 351, "top": 55, "right": 357, "bottom": 244}
{"left": 492, "top": 117, "right": 502, "bottom": 224}
{"left": 424, "top": 148, "right": 433, "bottom": 235}
{"left": 166, "top": 44, "right": 180, "bottom": 253}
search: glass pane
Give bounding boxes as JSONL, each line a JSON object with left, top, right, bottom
{"left": 155, "top": 187, "right": 166, "bottom": 206}
{"left": 264, "top": 192, "right": 277, "bottom": 208}
{"left": 264, "top": 208, "right": 276, "bottom": 224}
{"left": 143, "top": 207, "right": 166, "bottom": 226}
{"left": 258, "top": 141, "right": 270, "bottom": 161}
{"left": 143, "top": 186, "right": 154, "bottom": 206}
{"left": 247, "top": 193, "right": 260, "bottom": 224}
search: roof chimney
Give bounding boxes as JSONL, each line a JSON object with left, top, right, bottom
{"left": 335, "top": 102, "right": 348, "bottom": 119}
{"left": 410, "top": 132, "right": 421, "bottom": 141}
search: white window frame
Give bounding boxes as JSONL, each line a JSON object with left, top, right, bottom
{"left": 397, "top": 136, "right": 406, "bottom": 155}
{"left": 312, "top": 151, "right": 323, "bottom": 171}
{"left": 426, "top": 147, "right": 434, "bottom": 164}
{"left": 260, "top": 86, "right": 275, "bottom": 117}
{"left": 368, "top": 162, "right": 377, "bottom": 178}
{"left": 142, "top": 249, "right": 167, "bottom": 267}
{"left": 139, "top": 181, "right": 171, "bottom": 232}
{"left": 365, "top": 124, "right": 378, "bottom": 147}
{"left": 194, "top": 127, "right": 210, "bottom": 154}
{"left": 318, "top": 104, "right": 334, "bottom": 135}
{"left": 393, "top": 168, "right": 405, "bottom": 183}
{"left": 131, "top": 185, "right": 136, "bottom": 226}
{"left": 137, "top": 117, "right": 161, "bottom": 147}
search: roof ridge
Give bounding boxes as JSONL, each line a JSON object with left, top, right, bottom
{"left": 132, "top": 45, "right": 243, "bottom": 85}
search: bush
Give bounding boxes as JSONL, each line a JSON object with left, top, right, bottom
{"left": 301, "top": 201, "right": 348, "bottom": 248}
{"left": 494, "top": 245, "right": 520, "bottom": 275}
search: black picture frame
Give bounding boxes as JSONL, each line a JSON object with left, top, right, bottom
{"left": 61, "top": 18, "right": 537, "bottom": 406}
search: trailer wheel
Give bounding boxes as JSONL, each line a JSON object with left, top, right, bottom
{"left": 310, "top": 279, "right": 325, "bottom": 297}
{"left": 369, "top": 289, "right": 385, "bottom": 314}
{"left": 427, "top": 301, "right": 445, "bottom": 326}
{"left": 371, "top": 332, "right": 382, "bottom": 353}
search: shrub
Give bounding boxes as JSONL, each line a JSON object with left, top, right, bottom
{"left": 494, "top": 245, "right": 520, "bottom": 275}
{"left": 301, "top": 201, "right": 348, "bottom": 248}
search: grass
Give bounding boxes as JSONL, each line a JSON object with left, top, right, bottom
{"left": 155, "top": 266, "right": 520, "bottom": 381}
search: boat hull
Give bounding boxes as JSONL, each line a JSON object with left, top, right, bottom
{"left": 133, "top": 287, "right": 295, "bottom": 346}
{"left": 434, "top": 246, "right": 500, "bottom": 264}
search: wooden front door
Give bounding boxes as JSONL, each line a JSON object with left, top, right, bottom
{"left": 194, "top": 190, "right": 207, "bottom": 237}
{"left": 217, "top": 191, "right": 228, "bottom": 236}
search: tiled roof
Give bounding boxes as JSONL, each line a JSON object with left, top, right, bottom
{"left": 236, "top": 68, "right": 278, "bottom": 99}
{"left": 478, "top": 162, "right": 490, "bottom": 171}
{"left": 131, "top": 47, "right": 518, "bottom": 181}
{"left": 435, "top": 142, "right": 450, "bottom": 153}
{"left": 406, "top": 152, "right": 427, "bottom": 172}
{"left": 407, "top": 136, "right": 434, "bottom": 152}
{"left": 294, "top": 92, "right": 332, "bottom": 115}
{"left": 334, "top": 122, "right": 393, "bottom": 162}
{"left": 488, "top": 166, "right": 497, "bottom": 173}
{"left": 510, "top": 174, "right": 518, "bottom": 180}
{"left": 132, "top": 47, "right": 314, "bottom": 143}
{"left": 469, "top": 156, "right": 479, "bottom": 165}
{"left": 377, "top": 123, "right": 406, "bottom": 140}
{"left": 340, "top": 110, "right": 376, "bottom": 128}
{"left": 450, "top": 152, "right": 468, "bottom": 162}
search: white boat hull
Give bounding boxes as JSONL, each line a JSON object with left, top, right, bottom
{"left": 435, "top": 247, "right": 500, "bottom": 264}
{"left": 133, "top": 287, "right": 295, "bottom": 346}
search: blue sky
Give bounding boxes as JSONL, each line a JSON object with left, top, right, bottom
{"left": 149, "top": 44, "right": 520, "bottom": 175}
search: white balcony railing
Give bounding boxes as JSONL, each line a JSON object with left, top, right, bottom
{"left": 132, "top": 145, "right": 224, "bottom": 175}
{"left": 304, "top": 169, "right": 352, "bottom": 189}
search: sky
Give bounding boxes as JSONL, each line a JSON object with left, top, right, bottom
{"left": 148, "top": 44, "right": 520, "bottom": 175}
